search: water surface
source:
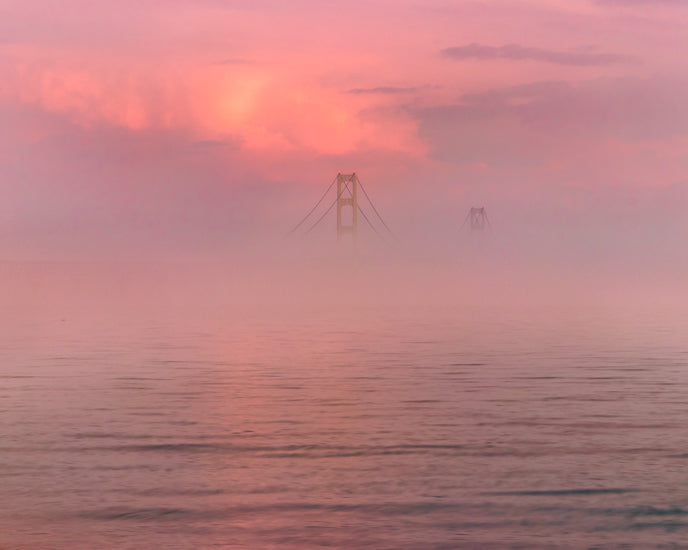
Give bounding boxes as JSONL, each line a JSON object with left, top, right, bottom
{"left": 2, "top": 262, "right": 688, "bottom": 549}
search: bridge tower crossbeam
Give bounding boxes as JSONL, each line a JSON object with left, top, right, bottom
{"left": 469, "top": 207, "right": 487, "bottom": 232}
{"left": 336, "top": 172, "right": 359, "bottom": 242}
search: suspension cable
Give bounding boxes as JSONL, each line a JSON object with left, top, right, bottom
{"left": 459, "top": 210, "right": 472, "bottom": 231}
{"left": 304, "top": 181, "right": 350, "bottom": 235}
{"left": 357, "top": 204, "right": 391, "bottom": 247}
{"left": 286, "top": 174, "right": 338, "bottom": 236}
{"left": 357, "top": 179, "right": 396, "bottom": 239}
{"left": 288, "top": 174, "right": 398, "bottom": 242}
{"left": 345, "top": 181, "right": 389, "bottom": 245}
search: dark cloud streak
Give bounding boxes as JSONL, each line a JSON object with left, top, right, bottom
{"left": 441, "top": 43, "right": 634, "bottom": 66}
{"left": 347, "top": 87, "right": 417, "bottom": 95}
{"left": 596, "top": 0, "right": 686, "bottom": 5}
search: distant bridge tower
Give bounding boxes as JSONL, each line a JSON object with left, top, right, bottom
{"left": 468, "top": 207, "right": 488, "bottom": 232}
{"left": 336, "top": 173, "right": 359, "bottom": 242}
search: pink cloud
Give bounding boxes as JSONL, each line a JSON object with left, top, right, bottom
{"left": 442, "top": 43, "right": 634, "bottom": 66}
{"left": 1, "top": 0, "right": 687, "bottom": 262}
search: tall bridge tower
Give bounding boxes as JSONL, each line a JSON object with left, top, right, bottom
{"left": 287, "top": 171, "right": 394, "bottom": 246}
{"left": 469, "top": 207, "right": 488, "bottom": 232}
{"left": 336, "top": 173, "right": 359, "bottom": 242}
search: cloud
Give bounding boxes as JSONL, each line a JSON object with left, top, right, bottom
{"left": 192, "top": 138, "right": 242, "bottom": 149}
{"left": 0, "top": 102, "right": 299, "bottom": 259}
{"left": 212, "top": 58, "right": 252, "bottom": 66}
{"left": 417, "top": 75, "right": 688, "bottom": 143}
{"left": 347, "top": 87, "right": 417, "bottom": 95}
{"left": 441, "top": 43, "right": 634, "bottom": 66}
{"left": 596, "top": 0, "right": 686, "bottom": 5}
{"left": 411, "top": 75, "right": 688, "bottom": 189}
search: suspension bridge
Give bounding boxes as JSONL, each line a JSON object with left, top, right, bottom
{"left": 288, "top": 172, "right": 490, "bottom": 244}
{"left": 287, "top": 172, "right": 396, "bottom": 246}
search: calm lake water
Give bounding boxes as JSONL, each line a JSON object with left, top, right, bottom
{"left": 2, "top": 261, "right": 688, "bottom": 549}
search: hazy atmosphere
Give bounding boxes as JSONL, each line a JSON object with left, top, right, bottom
{"left": 2, "top": 1, "right": 687, "bottom": 268}
{"left": 2, "top": 2, "right": 688, "bottom": 549}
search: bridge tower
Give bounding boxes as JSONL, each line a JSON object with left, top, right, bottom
{"left": 336, "top": 173, "right": 359, "bottom": 242}
{"left": 469, "top": 207, "right": 488, "bottom": 232}
{"left": 287, "top": 171, "right": 394, "bottom": 245}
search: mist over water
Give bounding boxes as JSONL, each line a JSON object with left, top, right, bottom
{"left": 3, "top": 0, "right": 688, "bottom": 545}
{"left": 2, "top": 242, "right": 688, "bottom": 548}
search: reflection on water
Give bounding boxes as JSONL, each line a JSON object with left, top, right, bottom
{"left": 2, "top": 262, "right": 688, "bottom": 549}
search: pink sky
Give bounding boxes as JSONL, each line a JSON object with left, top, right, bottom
{"left": 1, "top": 0, "right": 687, "bottom": 264}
